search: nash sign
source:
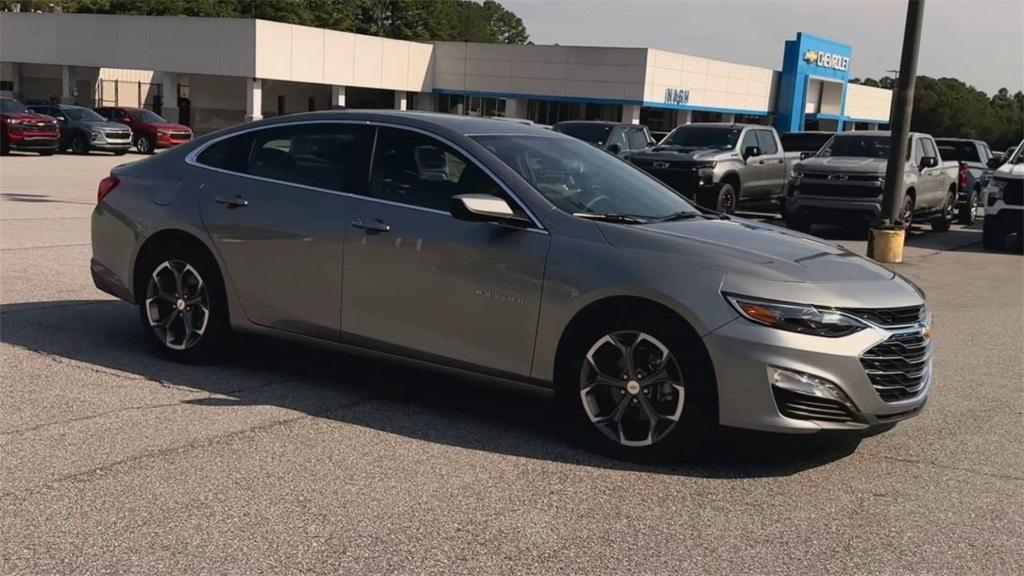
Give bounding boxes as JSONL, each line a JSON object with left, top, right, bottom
{"left": 664, "top": 88, "right": 690, "bottom": 105}
{"left": 803, "top": 49, "right": 850, "bottom": 72}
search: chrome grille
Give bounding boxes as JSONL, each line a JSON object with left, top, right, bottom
{"left": 860, "top": 330, "right": 930, "bottom": 402}
{"left": 842, "top": 305, "right": 924, "bottom": 327}
{"left": 105, "top": 131, "right": 131, "bottom": 140}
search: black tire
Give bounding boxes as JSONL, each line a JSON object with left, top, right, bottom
{"left": 982, "top": 219, "right": 1005, "bottom": 251}
{"left": 556, "top": 309, "right": 717, "bottom": 463}
{"left": 957, "top": 190, "right": 979, "bottom": 225}
{"left": 899, "top": 194, "right": 915, "bottom": 231}
{"left": 700, "top": 182, "right": 738, "bottom": 214}
{"left": 70, "top": 133, "right": 90, "bottom": 155}
{"left": 0, "top": 141, "right": 9, "bottom": 156}
{"left": 136, "top": 134, "right": 155, "bottom": 155}
{"left": 930, "top": 190, "right": 955, "bottom": 232}
{"left": 785, "top": 211, "right": 812, "bottom": 233}
{"left": 137, "top": 243, "right": 229, "bottom": 364}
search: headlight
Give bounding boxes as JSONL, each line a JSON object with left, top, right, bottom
{"left": 725, "top": 294, "right": 867, "bottom": 337}
{"left": 6, "top": 118, "right": 22, "bottom": 126}
{"left": 157, "top": 131, "right": 168, "bottom": 136}
{"left": 987, "top": 178, "right": 1007, "bottom": 201}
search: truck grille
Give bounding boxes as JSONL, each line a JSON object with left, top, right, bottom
{"left": 773, "top": 388, "right": 855, "bottom": 423}
{"left": 630, "top": 160, "right": 700, "bottom": 196}
{"left": 1003, "top": 179, "right": 1023, "bottom": 206}
{"left": 860, "top": 330, "right": 930, "bottom": 402}
{"left": 841, "top": 305, "right": 925, "bottom": 327}
{"left": 799, "top": 180, "right": 882, "bottom": 198}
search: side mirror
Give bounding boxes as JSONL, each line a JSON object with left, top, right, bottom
{"left": 607, "top": 143, "right": 622, "bottom": 155}
{"left": 450, "top": 194, "right": 530, "bottom": 227}
{"left": 799, "top": 151, "right": 813, "bottom": 160}
{"left": 987, "top": 157, "right": 1004, "bottom": 169}
{"left": 743, "top": 145, "right": 762, "bottom": 160}
{"left": 919, "top": 156, "right": 938, "bottom": 169}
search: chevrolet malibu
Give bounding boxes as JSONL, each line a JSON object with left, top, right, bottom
{"left": 91, "top": 111, "right": 932, "bottom": 462}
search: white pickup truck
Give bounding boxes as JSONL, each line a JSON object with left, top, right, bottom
{"left": 982, "top": 140, "right": 1023, "bottom": 250}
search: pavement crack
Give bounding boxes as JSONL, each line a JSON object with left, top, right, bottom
{"left": 875, "top": 454, "right": 1023, "bottom": 482}
{"left": 0, "top": 396, "right": 378, "bottom": 500}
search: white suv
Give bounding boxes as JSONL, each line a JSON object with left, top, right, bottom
{"left": 983, "top": 141, "right": 1024, "bottom": 250}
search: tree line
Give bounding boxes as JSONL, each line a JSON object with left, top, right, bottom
{"left": 0, "top": 0, "right": 530, "bottom": 44}
{"left": 852, "top": 76, "right": 1023, "bottom": 150}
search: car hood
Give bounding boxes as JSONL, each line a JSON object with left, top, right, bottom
{"left": 2, "top": 112, "right": 56, "bottom": 123}
{"left": 800, "top": 156, "right": 890, "bottom": 175}
{"left": 628, "top": 146, "right": 727, "bottom": 162}
{"left": 597, "top": 216, "right": 923, "bottom": 308}
{"left": 81, "top": 120, "right": 131, "bottom": 131}
{"left": 993, "top": 162, "right": 1024, "bottom": 178}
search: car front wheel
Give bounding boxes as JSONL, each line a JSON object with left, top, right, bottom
{"left": 560, "top": 314, "right": 716, "bottom": 463}
{"left": 136, "top": 134, "right": 155, "bottom": 154}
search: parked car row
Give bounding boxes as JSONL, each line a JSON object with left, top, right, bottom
{"left": 0, "top": 97, "right": 192, "bottom": 156}
{"left": 550, "top": 119, "right": 1017, "bottom": 246}
{"left": 982, "top": 140, "right": 1024, "bottom": 250}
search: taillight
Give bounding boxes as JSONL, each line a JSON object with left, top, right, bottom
{"left": 958, "top": 162, "right": 968, "bottom": 189}
{"left": 97, "top": 176, "right": 119, "bottom": 203}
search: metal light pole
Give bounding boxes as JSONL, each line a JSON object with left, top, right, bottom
{"left": 869, "top": 0, "right": 926, "bottom": 263}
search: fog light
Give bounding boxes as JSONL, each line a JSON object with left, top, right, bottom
{"left": 768, "top": 367, "right": 856, "bottom": 410}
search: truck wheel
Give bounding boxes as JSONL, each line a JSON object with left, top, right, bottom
{"left": 706, "top": 183, "right": 737, "bottom": 214}
{"left": 785, "top": 211, "right": 812, "bottom": 233}
{"left": 71, "top": 133, "right": 90, "bottom": 155}
{"left": 958, "top": 190, "right": 978, "bottom": 225}
{"left": 930, "top": 190, "right": 955, "bottom": 232}
{"left": 136, "top": 135, "right": 155, "bottom": 155}
{"left": 982, "top": 219, "right": 1005, "bottom": 250}
{"left": 899, "top": 195, "right": 915, "bottom": 231}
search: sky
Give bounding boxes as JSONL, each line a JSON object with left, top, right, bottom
{"left": 502, "top": 0, "right": 1023, "bottom": 94}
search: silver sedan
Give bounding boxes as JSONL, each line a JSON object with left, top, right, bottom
{"left": 90, "top": 111, "right": 932, "bottom": 462}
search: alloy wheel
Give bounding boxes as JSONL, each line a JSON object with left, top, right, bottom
{"left": 145, "top": 260, "right": 209, "bottom": 350}
{"left": 901, "top": 196, "right": 914, "bottom": 230}
{"left": 579, "top": 331, "right": 685, "bottom": 447}
{"left": 719, "top": 188, "right": 737, "bottom": 214}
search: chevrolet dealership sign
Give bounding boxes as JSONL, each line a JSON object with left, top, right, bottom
{"left": 803, "top": 49, "right": 850, "bottom": 72}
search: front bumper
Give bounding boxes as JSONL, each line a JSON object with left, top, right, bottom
{"left": 155, "top": 133, "right": 192, "bottom": 148}
{"left": 703, "top": 317, "right": 931, "bottom": 433}
{"left": 984, "top": 202, "right": 1024, "bottom": 235}
{"left": 91, "top": 132, "right": 133, "bottom": 151}
{"left": 6, "top": 133, "right": 59, "bottom": 150}
{"left": 789, "top": 193, "right": 883, "bottom": 221}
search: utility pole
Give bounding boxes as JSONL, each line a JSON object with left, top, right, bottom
{"left": 868, "top": 0, "right": 926, "bottom": 263}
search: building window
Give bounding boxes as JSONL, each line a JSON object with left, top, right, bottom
{"left": 277, "top": 95, "right": 286, "bottom": 116}
{"left": 0, "top": 80, "right": 13, "bottom": 91}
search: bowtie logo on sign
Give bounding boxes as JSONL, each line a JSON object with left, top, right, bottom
{"left": 803, "top": 49, "right": 850, "bottom": 72}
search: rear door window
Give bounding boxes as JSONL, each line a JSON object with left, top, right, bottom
{"left": 627, "top": 128, "right": 649, "bottom": 151}
{"left": 196, "top": 123, "right": 373, "bottom": 194}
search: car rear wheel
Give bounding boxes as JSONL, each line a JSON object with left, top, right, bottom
{"left": 931, "top": 190, "right": 955, "bottom": 232}
{"left": 136, "top": 134, "right": 155, "bottom": 154}
{"left": 138, "top": 246, "right": 228, "bottom": 363}
{"left": 899, "top": 194, "right": 915, "bottom": 230}
{"left": 560, "top": 314, "right": 716, "bottom": 463}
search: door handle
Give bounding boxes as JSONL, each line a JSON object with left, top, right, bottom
{"left": 777, "top": 159, "right": 784, "bottom": 164}
{"left": 352, "top": 218, "right": 391, "bottom": 234}
{"left": 214, "top": 195, "right": 249, "bottom": 208}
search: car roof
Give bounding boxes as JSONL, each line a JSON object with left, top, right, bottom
{"left": 247, "top": 110, "right": 550, "bottom": 137}
{"left": 934, "top": 137, "right": 985, "bottom": 143}
{"left": 553, "top": 120, "right": 631, "bottom": 126}
{"left": 677, "top": 122, "right": 764, "bottom": 129}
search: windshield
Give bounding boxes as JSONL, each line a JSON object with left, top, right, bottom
{"left": 1, "top": 99, "right": 28, "bottom": 114}
{"left": 1008, "top": 142, "right": 1024, "bottom": 164}
{"left": 64, "top": 107, "right": 106, "bottom": 122}
{"left": 473, "top": 134, "right": 700, "bottom": 221}
{"left": 129, "top": 109, "right": 167, "bottom": 123}
{"left": 781, "top": 132, "right": 833, "bottom": 153}
{"left": 552, "top": 123, "right": 613, "bottom": 145}
{"left": 935, "top": 141, "right": 980, "bottom": 163}
{"left": 818, "top": 135, "right": 892, "bottom": 158}
{"left": 663, "top": 126, "right": 741, "bottom": 150}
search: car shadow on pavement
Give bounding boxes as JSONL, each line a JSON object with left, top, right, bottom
{"left": 0, "top": 192, "right": 95, "bottom": 205}
{"left": 1, "top": 299, "right": 865, "bottom": 479}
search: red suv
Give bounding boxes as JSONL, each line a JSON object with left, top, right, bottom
{"left": 1, "top": 97, "right": 59, "bottom": 156}
{"left": 95, "top": 107, "right": 192, "bottom": 154}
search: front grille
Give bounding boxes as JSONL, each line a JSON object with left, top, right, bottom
{"left": 168, "top": 132, "right": 192, "bottom": 141}
{"left": 860, "top": 331, "right": 930, "bottom": 402}
{"left": 631, "top": 160, "right": 700, "bottom": 196}
{"left": 799, "top": 179, "right": 882, "bottom": 198}
{"left": 773, "top": 388, "right": 855, "bottom": 423}
{"left": 842, "top": 305, "right": 924, "bottom": 327}
{"left": 1003, "top": 179, "right": 1023, "bottom": 205}
{"left": 105, "top": 131, "right": 130, "bottom": 140}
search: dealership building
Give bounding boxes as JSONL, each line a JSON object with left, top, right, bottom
{"left": 0, "top": 12, "right": 892, "bottom": 135}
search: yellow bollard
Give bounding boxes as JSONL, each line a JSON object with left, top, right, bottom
{"left": 867, "top": 227, "right": 906, "bottom": 263}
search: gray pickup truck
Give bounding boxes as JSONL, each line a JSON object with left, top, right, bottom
{"left": 786, "top": 131, "right": 959, "bottom": 232}
{"left": 626, "top": 123, "right": 793, "bottom": 213}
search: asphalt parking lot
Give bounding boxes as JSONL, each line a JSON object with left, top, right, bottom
{"left": 2, "top": 151, "right": 1022, "bottom": 575}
